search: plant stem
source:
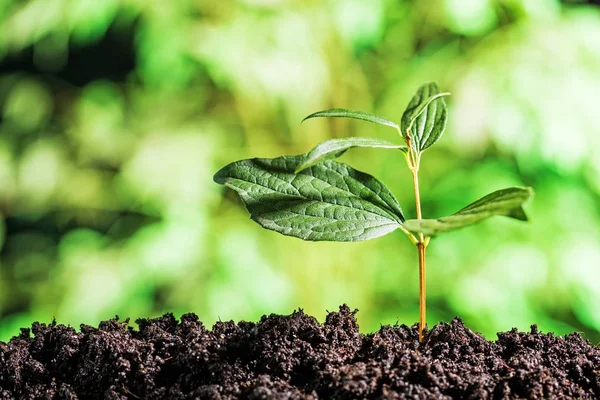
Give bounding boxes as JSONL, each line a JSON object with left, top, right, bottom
{"left": 404, "top": 135, "right": 427, "bottom": 343}
{"left": 399, "top": 129, "right": 428, "bottom": 343}
{"left": 411, "top": 158, "right": 427, "bottom": 342}
{"left": 417, "top": 240, "right": 426, "bottom": 342}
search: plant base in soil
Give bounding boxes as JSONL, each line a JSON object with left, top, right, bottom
{"left": 1, "top": 305, "right": 599, "bottom": 399}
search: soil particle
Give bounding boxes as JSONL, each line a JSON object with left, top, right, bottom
{"left": 1, "top": 305, "right": 598, "bottom": 399}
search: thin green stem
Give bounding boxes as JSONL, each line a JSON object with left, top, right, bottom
{"left": 405, "top": 135, "right": 427, "bottom": 343}
{"left": 417, "top": 241, "right": 426, "bottom": 341}
{"left": 399, "top": 126, "right": 429, "bottom": 342}
{"left": 412, "top": 167, "right": 426, "bottom": 343}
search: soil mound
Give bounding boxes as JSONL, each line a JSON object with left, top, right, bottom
{"left": 1, "top": 305, "right": 599, "bottom": 399}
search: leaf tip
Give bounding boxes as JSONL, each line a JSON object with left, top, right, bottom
{"left": 516, "top": 186, "right": 535, "bottom": 204}
{"left": 525, "top": 186, "right": 535, "bottom": 198}
{"left": 514, "top": 186, "right": 534, "bottom": 221}
{"left": 301, "top": 110, "right": 322, "bottom": 124}
{"left": 213, "top": 168, "right": 226, "bottom": 185}
{"left": 301, "top": 109, "right": 330, "bottom": 124}
{"left": 507, "top": 206, "right": 529, "bottom": 221}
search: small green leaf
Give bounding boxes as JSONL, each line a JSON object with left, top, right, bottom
{"left": 295, "top": 137, "right": 407, "bottom": 173}
{"left": 214, "top": 155, "right": 405, "bottom": 242}
{"left": 403, "top": 187, "right": 533, "bottom": 236}
{"left": 303, "top": 108, "right": 399, "bottom": 130}
{"left": 401, "top": 82, "right": 449, "bottom": 153}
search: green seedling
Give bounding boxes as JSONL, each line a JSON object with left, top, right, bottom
{"left": 214, "top": 82, "right": 533, "bottom": 342}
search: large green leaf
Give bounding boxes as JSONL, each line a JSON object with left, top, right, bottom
{"left": 303, "top": 108, "right": 399, "bottom": 130}
{"left": 400, "top": 82, "right": 449, "bottom": 153}
{"left": 403, "top": 187, "right": 533, "bottom": 236}
{"left": 295, "top": 137, "right": 407, "bottom": 173}
{"left": 214, "top": 155, "right": 405, "bottom": 242}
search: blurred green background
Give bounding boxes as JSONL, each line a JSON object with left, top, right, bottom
{"left": 1, "top": 0, "right": 600, "bottom": 343}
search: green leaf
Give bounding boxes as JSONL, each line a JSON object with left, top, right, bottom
{"left": 303, "top": 108, "right": 399, "bottom": 130}
{"left": 295, "top": 137, "right": 407, "bottom": 173}
{"left": 214, "top": 155, "right": 405, "bottom": 242}
{"left": 401, "top": 82, "right": 449, "bottom": 153}
{"left": 403, "top": 187, "right": 533, "bottom": 236}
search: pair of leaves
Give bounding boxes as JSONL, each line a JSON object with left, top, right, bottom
{"left": 400, "top": 83, "right": 450, "bottom": 154}
{"left": 303, "top": 82, "right": 449, "bottom": 154}
{"left": 296, "top": 81, "right": 448, "bottom": 173}
{"left": 215, "top": 153, "right": 533, "bottom": 241}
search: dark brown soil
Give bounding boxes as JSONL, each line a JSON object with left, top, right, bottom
{"left": 1, "top": 305, "right": 599, "bottom": 399}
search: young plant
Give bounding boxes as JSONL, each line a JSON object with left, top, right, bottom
{"left": 214, "top": 82, "right": 533, "bottom": 342}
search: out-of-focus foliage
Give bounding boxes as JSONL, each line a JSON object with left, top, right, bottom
{"left": 1, "top": 0, "right": 599, "bottom": 343}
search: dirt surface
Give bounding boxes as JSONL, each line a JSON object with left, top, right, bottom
{"left": 1, "top": 305, "right": 599, "bottom": 399}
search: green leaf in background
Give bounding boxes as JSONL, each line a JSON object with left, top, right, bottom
{"left": 214, "top": 155, "right": 405, "bottom": 242}
{"left": 403, "top": 187, "right": 533, "bottom": 236}
{"left": 295, "top": 137, "right": 407, "bottom": 173}
{"left": 401, "top": 82, "right": 449, "bottom": 153}
{"left": 303, "top": 108, "right": 399, "bottom": 130}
